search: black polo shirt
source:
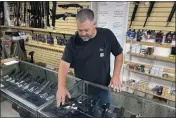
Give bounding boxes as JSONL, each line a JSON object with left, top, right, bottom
{"left": 62, "top": 27, "right": 123, "bottom": 86}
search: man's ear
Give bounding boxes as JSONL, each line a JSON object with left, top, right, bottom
{"left": 94, "top": 21, "right": 97, "bottom": 26}
{"left": 93, "top": 21, "right": 96, "bottom": 29}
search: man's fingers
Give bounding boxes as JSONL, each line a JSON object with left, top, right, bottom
{"left": 56, "top": 96, "right": 61, "bottom": 107}
{"left": 67, "top": 91, "right": 71, "bottom": 99}
{"left": 61, "top": 96, "right": 65, "bottom": 106}
{"left": 114, "top": 84, "right": 121, "bottom": 92}
{"left": 108, "top": 82, "right": 112, "bottom": 88}
{"left": 109, "top": 83, "right": 121, "bottom": 92}
{"left": 113, "top": 86, "right": 116, "bottom": 92}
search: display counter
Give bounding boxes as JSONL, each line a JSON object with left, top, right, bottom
{"left": 0, "top": 61, "right": 80, "bottom": 117}
{"left": 38, "top": 80, "right": 175, "bottom": 118}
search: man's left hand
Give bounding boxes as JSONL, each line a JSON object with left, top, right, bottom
{"left": 108, "top": 76, "right": 121, "bottom": 92}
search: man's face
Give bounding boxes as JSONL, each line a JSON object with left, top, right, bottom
{"left": 77, "top": 19, "right": 96, "bottom": 41}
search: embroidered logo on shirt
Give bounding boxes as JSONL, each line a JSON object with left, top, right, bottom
{"left": 99, "top": 48, "right": 104, "bottom": 51}
{"left": 99, "top": 48, "right": 104, "bottom": 57}
{"left": 100, "top": 53, "right": 104, "bottom": 57}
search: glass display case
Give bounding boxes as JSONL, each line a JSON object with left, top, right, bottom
{"left": 38, "top": 80, "right": 175, "bottom": 118}
{"left": 0, "top": 61, "right": 80, "bottom": 117}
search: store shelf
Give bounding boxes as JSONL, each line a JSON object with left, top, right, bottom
{"left": 25, "top": 43, "right": 65, "bottom": 53}
{"left": 0, "top": 25, "right": 8, "bottom": 28}
{"left": 127, "top": 68, "right": 175, "bottom": 82}
{"left": 126, "top": 40, "right": 174, "bottom": 48}
{"left": 0, "top": 58, "right": 17, "bottom": 64}
{"left": 125, "top": 84, "right": 175, "bottom": 102}
{"left": 8, "top": 26, "right": 74, "bottom": 35}
{"left": 124, "top": 61, "right": 175, "bottom": 74}
{"left": 127, "top": 52, "right": 175, "bottom": 63}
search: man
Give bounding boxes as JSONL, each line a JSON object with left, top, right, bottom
{"left": 56, "top": 8, "right": 123, "bottom": 106}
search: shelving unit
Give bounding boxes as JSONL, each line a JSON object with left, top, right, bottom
{"left": 124, "top": 84, "right": 175, "bottom": 102}
{"left": 127, "top": 52, "right": 175, "bottom": 63}
{"left": 126, "top": 68, "right": 175, "bottom": 82}
{"left": 124, "top": 60, "right": 175, "bottom": 82}
{"left": 0, "top": 25, "right": 7, "bottom": 29}
{"left": 125, "top": 34, "right": 175, "bottom": 103}
{"left": 8, "top": 26, "right": 74, "bottom": 35}
{"left": 25, "top": 43, "right": 65, "bottom": 53}
{"left": 126, "top": 40, "right": 175, "bottom": 48}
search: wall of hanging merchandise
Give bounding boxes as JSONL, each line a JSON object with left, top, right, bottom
{"left": 1, "top": 1, "right": 176, "bottom": 103}
{"left": 6, "top": 1, "right": 90, "bottom": 31}
{"left": 1, "top": 1, "right": 90, "bottom": 71}
{"left": 24, "top": 32, "right": 70, "bottom": 67}
{"left": 128, "top": 1, "right": 175, "bottom": 31}
{"left": 123, "top": 1, "right": 175, "bottom": 104}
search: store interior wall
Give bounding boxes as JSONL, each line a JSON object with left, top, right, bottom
{"left": 1, "top": 1, "right": 175, "bottom": 98}
{"left": 124, "top": 1, "right": 175, "bottom": 90}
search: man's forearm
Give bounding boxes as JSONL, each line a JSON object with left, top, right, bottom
{"left": 112, "top": 52, "right": 123, "bottom": 79}
{"left": 58, "top": 61, "right": 70, "bottom": 88}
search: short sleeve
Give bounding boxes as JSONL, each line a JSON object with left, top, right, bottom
{"left": 108, "top": 29, "right": 123, "bottom": 56}
{"left": 61, "top": 35, "right": 74, "bottom": 63}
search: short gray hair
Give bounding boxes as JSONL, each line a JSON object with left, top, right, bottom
{"left": 76, "top": 8, "right": 95, "bottom": 23}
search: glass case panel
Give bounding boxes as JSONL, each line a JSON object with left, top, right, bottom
{"left": 39, "top": 80, "right": 175, "bottom": 117}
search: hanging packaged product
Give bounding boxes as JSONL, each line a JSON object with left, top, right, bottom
{"left": 47, "top": 35, "right": 54, "bottom": 44}
{"left": 150, "top": 30, "right": 156, "bottom": 39}
{"left": 56, "top": 36, "right": 62, "bottom": 45}
{"left": 127, "top": 29, "right": 136, "bottom": 39}
{"left": 171, "top": 32, "right": 176, "bottom": 45}
{"left": 164, "top": 31, "right": 172, "bottom": 43}
{"left": 155, "top": 31, "right": 163, "bottom": 43}
{"left": 144, "top": 30, "right": 152, "bottom": 42}
{"left": 41, "top": 35, "right": 46, "bottom": 43}
{"left": 32, "top": 34, "right": 38, "bottom": 41}
{"left": 136, "top": 30, "right": 143, "bottom": 42}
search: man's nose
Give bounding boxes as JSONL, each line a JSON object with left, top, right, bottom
{"left": 80, "top": 31, "right": 86, "bottom": 36}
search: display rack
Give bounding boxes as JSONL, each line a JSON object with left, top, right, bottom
{"left": 25, "top": 42, "right": 65, "bottom": 53}
{"left": 126, "top": 40, "right": 174, "bottom": 48}
{"left": 127, "top": 52, "right": 175, "bottom": 63}
{"left": 125, "top": 37, "right": 175, "bottom": 102}
{"left": 8, "top": 26, "right": 75, "bottom": 35}
{"left": 126, "top": 68, "right": 175, "bottom": 82}
{"left": 124, "top": 84, "right": 175, "bottom": 102}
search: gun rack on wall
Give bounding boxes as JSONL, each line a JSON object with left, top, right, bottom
{"left": 128, "top": 2, "right": 175, "bottom": 31}
{"left": 0, "top": 1, "right": 91, "bottom": 70}
{"left": 8, "top": 26, "right": 75, "bottom": 35}
{"left": 125, "top": 1, "right": 175, "bottom": 104}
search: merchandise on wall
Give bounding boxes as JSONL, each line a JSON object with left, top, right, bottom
{"left": 0, "top": 1, "right": 176, "bottom": 117}
{"left": 1, "top": 1, "right": 90, "bottom": 70}
{"left": 124, "top": 1, "right": 175, "bottom": 106}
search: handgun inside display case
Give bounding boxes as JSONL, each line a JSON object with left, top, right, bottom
{"left": 38, "top": 80, "right": 175, "bottom": 118}
{"left": 0, "top": 61, "right": 80, "bottom": 117}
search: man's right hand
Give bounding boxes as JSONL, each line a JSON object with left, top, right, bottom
{"left": 56, "top": 86, "right": 71, "bottom": 107}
